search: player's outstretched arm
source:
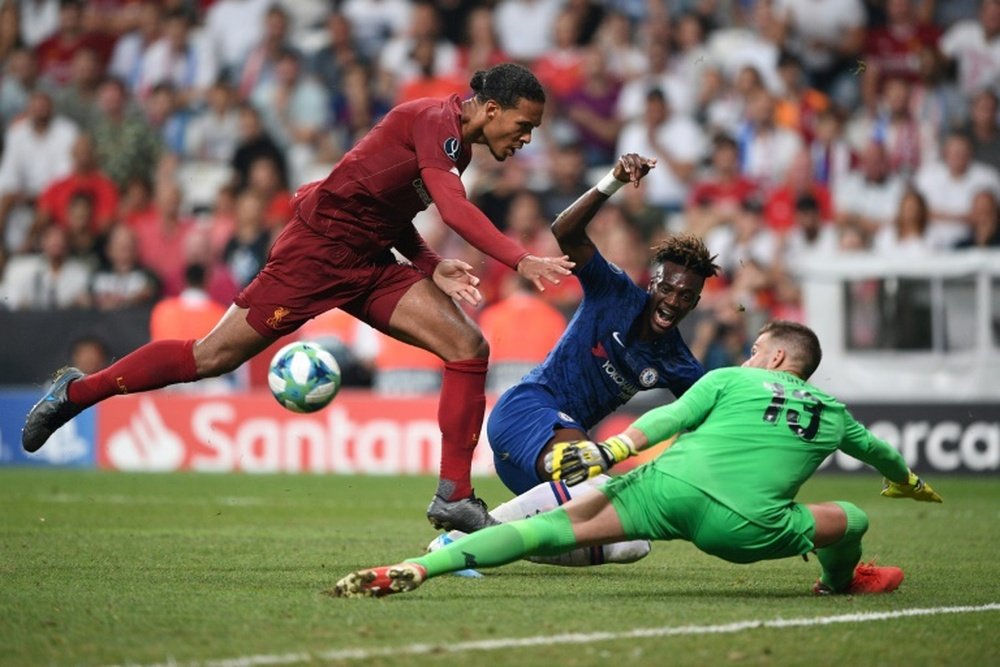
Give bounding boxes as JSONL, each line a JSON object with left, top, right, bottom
{"left": 551, "top": 153, "right": 657, "bottom": 268}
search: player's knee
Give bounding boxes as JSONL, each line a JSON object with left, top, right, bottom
{"left": 451, "top": 329, "right": 489, "bottom": 361}
{"left": 193, "top": 340, "right": 247, "bottom": 377}
{"left": 833, "top": 501, "right": 869, "bottom": 539}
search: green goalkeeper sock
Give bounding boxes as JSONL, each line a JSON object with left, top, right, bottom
{"left": 817, "top": 501, "right": 870, "bottom": 591}
{"left": 409, "top": 509, "right": 578, "bottom": 578}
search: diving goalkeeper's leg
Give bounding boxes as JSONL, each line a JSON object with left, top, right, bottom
{"left": 429, "top": 477, "right": 651, "bottom": 566}
{"left": 809, "top": 502, "right": 903, "bottom": 595}
{"left": 334, "top": 492, "right": 627, "bottom": 598}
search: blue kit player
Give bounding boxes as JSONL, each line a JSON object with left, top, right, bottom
{"left": 431, "top": 154, "right": 720, "bottom": 566}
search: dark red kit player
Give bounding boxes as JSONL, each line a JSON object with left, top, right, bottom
{"left": 22, "top": 63, "right": 573, "bottom": 533}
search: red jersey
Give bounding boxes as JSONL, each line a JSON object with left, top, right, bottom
{"left": 295, "top": 95, "right": 527, "bottom": 271}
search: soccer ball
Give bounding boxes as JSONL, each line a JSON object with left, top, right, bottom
{"left": 267, "top": 341, "right": 342, "bottom": 413}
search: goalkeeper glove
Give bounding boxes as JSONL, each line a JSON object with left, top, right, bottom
{"left": 881, "top": 471, "right": 943, "bottom": 503}
{"left": 544, "top": 435, "right": 637, "bottom": 486}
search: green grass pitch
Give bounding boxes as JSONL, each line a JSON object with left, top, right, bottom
{"left": 1, "top": 470, "right": 998, "bottom": 667}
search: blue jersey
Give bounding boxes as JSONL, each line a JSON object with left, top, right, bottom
{"left": 521, "top": 251, "right": 704, "bottom": 428}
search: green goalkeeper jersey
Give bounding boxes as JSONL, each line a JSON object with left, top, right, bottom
{"left": 632, "top": 367, "right": 909, "bottom": 527}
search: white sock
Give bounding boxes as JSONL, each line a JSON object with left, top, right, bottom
{"left": 430, "top": 476, "right": 651, "bottom": 566}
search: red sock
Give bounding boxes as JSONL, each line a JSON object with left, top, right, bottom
{"left": 437, "top": 357, "right": 488, "bottom": 500}
{"left": 67, "top": 339, "right": 200, "bottom": 409}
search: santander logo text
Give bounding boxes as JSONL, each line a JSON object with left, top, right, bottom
{"left": 98, "top": 393, "right": 496, "bottom": 475}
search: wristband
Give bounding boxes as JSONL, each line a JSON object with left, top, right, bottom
{"left": 596, "top": 170, "right": 625, "bottom": 196}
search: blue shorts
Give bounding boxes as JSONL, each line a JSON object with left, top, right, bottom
{"left": 486, "top": 383, "right": 586, "bottom": 494}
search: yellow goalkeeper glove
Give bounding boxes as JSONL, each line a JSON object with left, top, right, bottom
{"left": 881, "top": 471, "right": 943, "bottom": 503}
{"left": 544, "top": 435, "right": 637, "bottom": 486}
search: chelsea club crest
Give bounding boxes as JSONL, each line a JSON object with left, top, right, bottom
{"left": 639, "top": 368, "right": 659, "bottom": 387}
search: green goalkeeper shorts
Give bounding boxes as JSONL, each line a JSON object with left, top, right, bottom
{"left": 601, "top": 465, "right": 815, "bottom": 564}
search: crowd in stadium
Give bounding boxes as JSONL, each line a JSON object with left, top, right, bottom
{"left": 1, "top": 0, "right": 999, "bottom": 388}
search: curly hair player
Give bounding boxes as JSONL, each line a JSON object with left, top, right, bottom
{"left": 431, "top": 153, "right": 719, "bottom": 567}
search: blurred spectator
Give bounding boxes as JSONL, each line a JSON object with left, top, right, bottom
{"left": 494, "top": 0, "right": 562, "bottom": 62}
{"left": 310, "top": 12, "right": 366, "bottom": 94}
{"left": 479, "top": 273, "right": 566, "bottom": 395}
{"left": 958, "top": 190, "right": 1000, "bottom": 248}
{"left": 469, "top": 155, "right": 530, "bottom": 231}
{"left": 90, "top": 77, "right": 163, "bottom": 189}
{"left": 60, "top": 192, "right": 99, "bottom": 258}
{"left": 231, "top": 103, "right": 287, "bottom": 191}
{"left": 138, "top": 9, "right": 217, "bottom": 108}
{"left": 846, "top": 76, "right": 938, "bottom": 175}
{"left": 0, "top": 225, "right": 91, "bottom": 309}
{"left": 672, "top": 12, "right": 712, "bottom": 100}
{"left": 774, "top": 0, "right": 866, "bottom": 107}
{"left": 939, "top": 0, "right": 1000, "bottom": 98}
{"left": 108, "top": 0, "right": 163, "bottom": 93}
{"left": 705, "top": 0, "right": 782, "bottom": 95}
{"left": 763, "top": 149, "right": 833, "bottom": 235}
{"left": 539, "top": 141, "right": 589, "bottom": 219}
{"left": 0, "top": 90, "right": 78, "bottom": 252}
{"left": 773, "top": 51, "right": 829, "bottom": 141}
{"left": 914, "top": 131, "right": 1000, "bottom": 248}
{"left": 0, "top": 2, "right": 17, "bottom": 63}
{"left": 250, "top": 49, "right": 327, "bottom": 185}
{"left": 534, "top": 9, "right": 585, "bottom": 100}
{"left": 51, "top": 46, "right": 102, "bottom": 129}
{"left": 558, "top": 46, "right": 622, "bottom": 168}
{"left": 705, "top": 198, "right": 778, "bottom": 282}
{"left": 149, "top": 263, "right": 227, "bottom": 340}
{"left": 455, "top": 6, "right": 508, "bottom": 76}
{"left": 144, "top": 83, "right": 192, "bottom": 156}
{"left": 117, "top": 175, "right": 153, "bottom": 228}
{"left": 617, "top": 39, "right": 694, "bottom": 123}
{"left": 34, "top": 134, "right": 119, "bottom": 242}
{"left": 397, "top": 39, "right": 469, "bottom": 107}
{"left": 593, "top": 11, "right": 644, "bottom": 82}
{"left": 617, "top": 88, "right": 706, "bottom": 214}
{"left": 701, "top": 64, "right": 765, "bottom": 137}
{"left": 965, "top": 89, "right": 1000, "bottom": 172}
{"left": 340, "top": 0, "right": 412, "bottom": 63}
{"left": 330, "top": 62, "right": 390, "bottom": 151}
{"left": 861, "top": 0, "right": 942, "bottom": 110}
{"left": 245, "top": 155, "right": 292, "bottom": 230}
{"left": 19, "top": 0, "right": 60, "bottom": 49}
{"left": 872, "top": 187, "right": 934, "bottom": 257}
{"left": 69, "top": 334, "right": 110, "bottom": 374}
{"left": 0, "top": 48, "right": 40, "bottom": 129}
{"left": 686, "top": 134, "right": 758, "bottom": 237}
{"left": 238, "top": 3, "right": 301, "bottom": 99}
{"left": 781, "top": 193, "right": 839, "bottom": 260}
{"left": 34, "top": 0, "right": 113, "bottom": 86}
{"left": 834, "top": 141, "right": 905, "bottom": 239}
{"left": 182, "top": 227, "right": 239, "bottom": 306}
{"left": 807, "top": 107, "right": 852, "bottom": 191}
{"left": 204, "top": 0, "right": 271, "bottom": 82}
{"left": 185, "top": 81, "right": 240, "bottom": 163}
{"left": 132, "top": 179, "right": 195, "bottom": 297}
{"left": 738, "top": 88, "right": 803, "bottom": 191}
{"left": 222, "top": 191, "right": 270, "bottom": 289}
{"left": 378, "top": 1, "right": 458, "bottom": 99}
{"left": 88, "top": 223, "right": 159, "bottom": 310}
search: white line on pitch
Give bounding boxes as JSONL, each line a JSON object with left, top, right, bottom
{"left": 109, "top": 603, "right": 1000, "bottom": 667}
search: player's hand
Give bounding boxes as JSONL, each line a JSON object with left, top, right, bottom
{"left": 516, "top": 254, "right": 574, "bottom": 291}
{"left": 544, "top": 435, "right": 637, "bottom": 486}
{"left": 433, "top": 259, "right": 482, "bottom": 306}
{"left": 880, "top": 471, "right": 943, "bottom": 503}
{"left": 612, "top": 153, "right": 657, "bottom": 188}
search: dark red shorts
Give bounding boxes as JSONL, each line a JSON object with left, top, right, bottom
{"left": 234, "top": 214, "right": 425, "bottom": 338}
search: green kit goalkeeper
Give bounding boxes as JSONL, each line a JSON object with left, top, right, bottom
{"left": 334, "top": 320, "right": 943, "bottom": 598}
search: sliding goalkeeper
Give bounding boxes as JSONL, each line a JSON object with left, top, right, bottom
{"left": 334, "top": 320, "right": 942, "bottom": 598}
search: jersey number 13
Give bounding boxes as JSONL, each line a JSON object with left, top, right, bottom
{"left": 761, "top": 381, "right": 825, "bottom": 441}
